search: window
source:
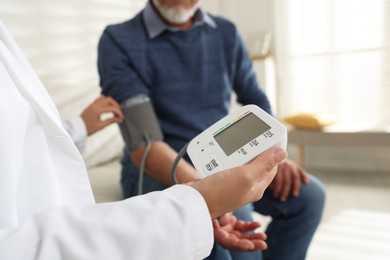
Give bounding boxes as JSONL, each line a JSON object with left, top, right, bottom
{"left": 275, "top": 0, "right": 390, "bottom": 127}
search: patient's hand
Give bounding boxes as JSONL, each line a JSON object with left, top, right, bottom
{"left": 81, "top": 95, "right": 124, "bottom": 136}
{"left": 213, "top": 213, "right": 267, "bottom": 251}
{"left": 270, "top": 158, "right": 310, "bottom": 202}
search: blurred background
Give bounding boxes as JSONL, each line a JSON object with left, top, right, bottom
{"left": 1, "top": 0, "right": 389, "bottom": 259}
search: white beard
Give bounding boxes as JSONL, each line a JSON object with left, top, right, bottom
{"left": 153, "top": 0, "right": 202, "bottom": 24}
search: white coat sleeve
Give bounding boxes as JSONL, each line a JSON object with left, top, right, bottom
{"left": 62, "top": 116, "right": 88, "bottom": 152}
{"left": 0, "top": 185, "right": 214, "bottom": 260}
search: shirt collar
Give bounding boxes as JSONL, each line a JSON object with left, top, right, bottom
{"left": 143, "top": 1, "right": 217, "bottom": 39}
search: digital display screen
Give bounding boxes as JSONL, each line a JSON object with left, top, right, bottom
{"left": 214, "top": 113, "right": 271, "bottom": 156}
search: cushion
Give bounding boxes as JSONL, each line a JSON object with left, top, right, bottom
{"left": 283, "top": 112, "right": 336, "bottom": 130}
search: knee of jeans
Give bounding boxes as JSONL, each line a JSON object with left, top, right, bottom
{"left": 234, "top": 204, "right": 255, "bottom": 222}
{"left": 301, "top": 175, "right": 326, "bottom": 216}
{"left": 120, "top": 164, "right": 139, "bottom": 198}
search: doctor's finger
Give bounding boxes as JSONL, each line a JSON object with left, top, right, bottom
{"left": 247, "top": 149, "right": 287, "bottom": 200}
{"left": 245, "top": 147, "right": 287, "bottom": 182}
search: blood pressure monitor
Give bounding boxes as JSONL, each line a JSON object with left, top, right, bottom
{"left": 187, "top": 105, "right": 287, "bottom": 178}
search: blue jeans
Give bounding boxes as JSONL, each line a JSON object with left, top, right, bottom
{"left": 121, "top": 162, "right": 326, "bottom": 260}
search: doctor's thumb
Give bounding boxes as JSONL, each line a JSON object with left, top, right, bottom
{"left": 247, "top": 147, "right": 287, "bottom": 180}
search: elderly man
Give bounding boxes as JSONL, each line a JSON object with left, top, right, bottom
{"left": 98, "top": 0, "right": 325, "bottom": 259}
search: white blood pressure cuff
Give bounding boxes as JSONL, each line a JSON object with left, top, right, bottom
{"left": 119, "top": 94, "right": 163, "bottom": 152}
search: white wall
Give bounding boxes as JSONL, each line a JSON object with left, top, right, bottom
{"left": 202, "top": 0, "right": 275, "bottom": 54}
{"left": 202, "top": 0, "right": 277, "bottom": 112}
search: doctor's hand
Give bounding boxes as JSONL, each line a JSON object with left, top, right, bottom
{"left": 81, "top": 95, "right": 124, "bottom": 136}
{"left": 213, "top": 213, "right": 267, "bottom": 251}
{"left": 270, "top": 158, "right": 310, "bottom": 202}
{"left": 190, "top": 147, "right": 287, "bottom": 219}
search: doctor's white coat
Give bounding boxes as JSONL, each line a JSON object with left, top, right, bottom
{"left": 0, "top": 20, "right": 213, "bottom": 260}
